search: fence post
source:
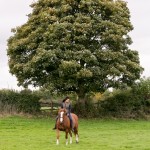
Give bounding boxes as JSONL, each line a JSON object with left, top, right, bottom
{"left": 51, "top": 100, "right": 53, "bottom": 114}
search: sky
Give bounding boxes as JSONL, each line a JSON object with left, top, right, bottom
{"left": 0, "top": 0, "right": 150, "bottom": 90}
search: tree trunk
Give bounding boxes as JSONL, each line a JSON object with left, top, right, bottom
{"left": 77, "top": 90, "right": 87, "bottom": 107}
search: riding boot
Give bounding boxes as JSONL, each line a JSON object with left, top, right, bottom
{"left": 70, "top": 120, "right": 74, "bottom": 132}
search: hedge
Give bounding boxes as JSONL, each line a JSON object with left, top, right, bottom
{"left": 0, "top": 89, "right": 40, "bottom": 114}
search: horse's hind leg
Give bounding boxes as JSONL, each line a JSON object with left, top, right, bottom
{"left": 74, "top": 129, "right": 79, "bottom": 143}
{"left": 65, "top": 130, "right": 69, "bottom": 145}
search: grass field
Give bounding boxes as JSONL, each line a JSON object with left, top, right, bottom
{"left": 0, "top": 116, "right": 150, "bottom": 150}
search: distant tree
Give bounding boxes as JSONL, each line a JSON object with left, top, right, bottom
{"left": 7, "top": 0, "right": 143, "bottom": 104}
{"left": 132, "top": 77, "right": 150, "bottom": 101}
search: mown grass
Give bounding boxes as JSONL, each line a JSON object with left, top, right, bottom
{"left": 0, "top": 116, "right": 150, "bottom": 150}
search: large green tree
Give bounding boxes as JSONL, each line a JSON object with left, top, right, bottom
{"left": 7, "top": 0, "right": 143, "bottom": 103}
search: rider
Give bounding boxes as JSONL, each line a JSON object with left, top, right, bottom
{"left": 53, "top": 96, "right": 74, "bottom": 131}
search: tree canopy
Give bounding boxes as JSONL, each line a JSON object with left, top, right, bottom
{"left": 7, "top": 0, "right": 143, "bottom": 102}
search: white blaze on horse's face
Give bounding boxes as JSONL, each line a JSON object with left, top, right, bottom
{"left": 60, "top": 111, "right": 64, "bottom": 123}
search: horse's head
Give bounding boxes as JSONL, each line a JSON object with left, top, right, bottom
{"left": 58, "top": 108, "right": 67, "bottom": 124}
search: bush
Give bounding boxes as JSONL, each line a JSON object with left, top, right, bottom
{"left": 0, "top": 89, "right": 40, "bottom": 114}
{"left": 18, "top": 89, "right": 41, "bottom": 113}
{"left": 73, "top": 78, "right": 150, "bottom": 118}
{"left": 73, "top": 97, "right": 99, "bottom": 118}
{"left": 99, "top": 89, "right": 136, "bottom": 118}
{"left": 98, "top": 78, "right": 150, "bottom": 118}
{"left": 131, "top": 78, "right": 150, "bottom": 114}
{"left": 0, "top": 90, "right": 19, "bottom": 113}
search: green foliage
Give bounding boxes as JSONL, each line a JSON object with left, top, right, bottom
{"left": 132, "top": 78, "right": 150, "bottom": 114}
{"left": 0, "top": 90, "right": 19, "bottom": 113}
{"left": 132, "top": 78, "right": 150, "bottom": 102}
{"left": 73, "top": 101, "right": 97, "bottom": 118}
{"left": 73, "top": 78, "right": 150, "bottom": 118}
{"left": 7, "top": 0, "right": 143, "bottom": 103}
{"left": 98, "top": 78, "right": 150, "bottom": 118}
{"left": 0, "top": 89, "right": 40, "bottom": 114}
{"left": 18, "top": 89, "right": 41, "bottom": 113}
{"left": 99, "top": 89, "right": 135, "bottom": 117}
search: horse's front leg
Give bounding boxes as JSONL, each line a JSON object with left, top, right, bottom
{"left": 56, "top": 129, "right": 60, "bottom": 145}
{"left": 68, "top": 130, "right": 72, "bottom": 144}
{"left": 65, "top": 130, "right": 69, "bottom": 145}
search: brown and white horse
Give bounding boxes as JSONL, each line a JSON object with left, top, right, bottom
{"left": 56, "top": 108, "right": 79, "bottom": 145}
